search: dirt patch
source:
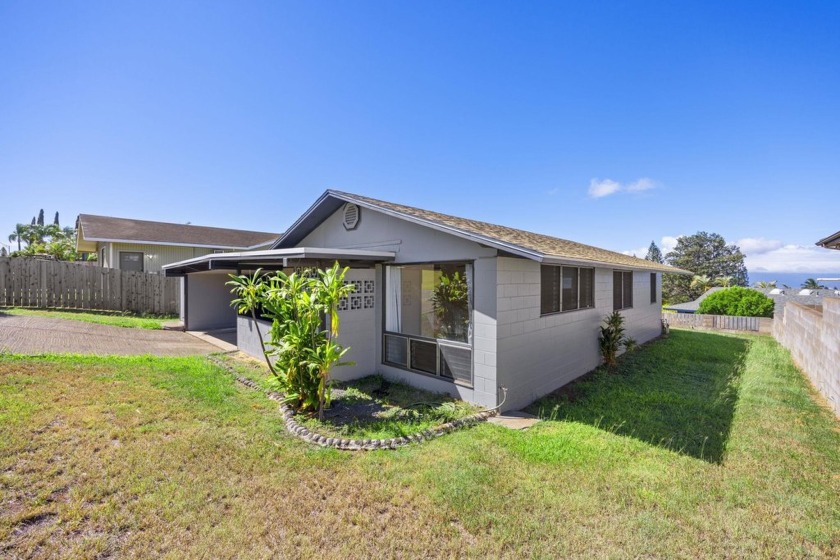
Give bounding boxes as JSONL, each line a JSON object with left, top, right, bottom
{"left": 11, "top": 511, "right": 58, "bottom": 538}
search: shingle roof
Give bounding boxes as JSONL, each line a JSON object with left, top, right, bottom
{"left": 325, "top": 191, "right": 691, "bottom": 274}
{"left": 77, "top": 214, "right": 280, "bottom": 249}
{"left": 663, "top": 287, "right": 725, "bottom": 312}
{"left": 816, "top": 229, "right": 840, "bottom": 250}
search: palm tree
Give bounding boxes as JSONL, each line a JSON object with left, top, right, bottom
{"left": 753, "top": 280, "right": 777, "bottom": 289}
{"left": 8, "top": 223, "right": 26, "bottom": 251}
{"left": 802, "top": 278, "right": 827, "bottom": 290}
{"left": 716, "top": 275, "right": 734, "bottom": 287}
{"left": 690, "top": 274, "right": 713, "bottom": 294}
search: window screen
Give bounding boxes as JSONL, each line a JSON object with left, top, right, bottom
{"left": 613, "top": 271, "right": 633, "bottom": 310}
{"left": 542, "top": 265, "right": 595, "bottom": 314}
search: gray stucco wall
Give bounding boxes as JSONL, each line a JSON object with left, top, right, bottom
{"left": 495, "top": 257, "right": 662, "bottom": 411}
{"left": 185, "top": 271, "right": 237, "bottom": 331}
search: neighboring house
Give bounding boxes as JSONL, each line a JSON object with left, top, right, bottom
{"left": 816, "top": 229, "right": 840, "bottom": 250}
{"left": 662, "top": 287, "right": 725, "bottom": 313}
{"left": 75, "top": 214, "right": 280, "bottom": 273}
{"left": 164, "top": 190, "right": 690, "bottom": 411}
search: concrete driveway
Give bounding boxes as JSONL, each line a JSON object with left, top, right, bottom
{"left": 0, "top": 314, "right": 220, "bottom": 356}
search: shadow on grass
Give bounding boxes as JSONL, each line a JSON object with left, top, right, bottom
{"left": 527, "top": 330, "right": 750, "bottom": 463}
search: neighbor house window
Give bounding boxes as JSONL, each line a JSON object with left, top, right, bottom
{"left": 650, "top": 273, "right": 657, "bottom": 304}
{"left": 541, "top": 265, "right": 595, "bottom": 315}
{"left": 119, "top": 251, "right": 144, "bottom": 272}
{"left": 383, "top": 263, "right": 473, "bottom": 386}
{"left": 613, "top": 271, "right": 633, "bottom": 310}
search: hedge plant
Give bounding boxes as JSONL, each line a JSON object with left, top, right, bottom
{"left": 696, "top": 287, "right": 774, "bottom": 318}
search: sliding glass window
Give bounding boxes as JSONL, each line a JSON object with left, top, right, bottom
{"left": 540, "top": 265, "right": 595, "bottom": 315}
{"left": 383, "top": 263, "right": 473, "bottom": 386}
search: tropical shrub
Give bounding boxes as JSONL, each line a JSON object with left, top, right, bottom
{"left": 696, "top": 287, "right": 774, "bottom": 318}
{"left": 598, "top": 311, "right": 634, "bottom": 368}
{"left": 228, "top": 263, "right": 356, "bottom": 418}
{"left": 431, "top": 270, "right": 470, "bottom": 341}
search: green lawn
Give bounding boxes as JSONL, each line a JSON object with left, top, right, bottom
{"left": 0, "top": 307, "right": 177, "bottom": 329}
{"left": 1, "top": 331, "right": 838, "bottom": 558}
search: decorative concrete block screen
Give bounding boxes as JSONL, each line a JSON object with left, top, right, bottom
{"left": 773, "top": 298, "right": 840, "bottom": 418}
{"left": 0, "top": 257, "right": 180, "bottom": 315}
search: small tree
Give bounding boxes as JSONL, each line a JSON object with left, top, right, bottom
{"left": 697, "top": 287, "right": 774, "bottom": 318}
{"left": 228, "top": 263, "right": 355, "bottom": 419}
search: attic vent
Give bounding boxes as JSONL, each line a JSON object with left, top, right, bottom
{"left": 343, "top": 203, "right": 360, "bottom": 230}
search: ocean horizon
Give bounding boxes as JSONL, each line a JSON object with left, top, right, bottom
{"left": 747, "top": 272, "right": 840, "bottom": 289}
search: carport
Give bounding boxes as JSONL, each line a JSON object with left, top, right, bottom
{"left": 162, "top": 247, "right": 395, "bottom": 332}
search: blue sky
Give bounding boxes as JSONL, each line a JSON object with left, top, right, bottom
{"left": 1, "top": 1, "right": 838, "bottom": 272}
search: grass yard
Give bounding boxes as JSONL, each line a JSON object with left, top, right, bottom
{"left": 0, "top": 307, "right": 177, "bottom": 329}
{"left": 1, "top": 331, "right": 838, "bottom": 558}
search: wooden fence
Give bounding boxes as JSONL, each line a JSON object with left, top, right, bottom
{"left": 0, "top": 257, "right": 180, "bottom": 315}
{"left": 663, "top": 312, "right": 773, "bottom": 334}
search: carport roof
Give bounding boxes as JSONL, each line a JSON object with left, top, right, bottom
{"left": 162, "top": 248, "right": 396, "bottom": 276}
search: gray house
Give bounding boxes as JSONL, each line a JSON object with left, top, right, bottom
{"left": 164, "top": 190, "right": 689, "bottom": 411}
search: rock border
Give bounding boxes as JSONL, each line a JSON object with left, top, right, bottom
{"left": 208, "top": 356, "right": 497, "bottom": 451}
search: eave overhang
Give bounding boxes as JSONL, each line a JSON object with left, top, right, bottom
{"left": 162, "top": 247, "right": 396, "bottom": 277}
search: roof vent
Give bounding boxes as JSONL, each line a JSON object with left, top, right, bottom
{"left": 769, "top": 288, "right": 783, "bottom": 295}
{"left": 798, "top": 289, "right": 813, "bottom": 296}
{"left": 343, "top": 203, "right": 360, "bottom": 230}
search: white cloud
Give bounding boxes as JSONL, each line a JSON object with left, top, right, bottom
{"left": 588, "top": 177, "right": 658, "bottom": 198}
{"left": 588, "top": 179, "right": 621, "bottom": 198}
{"left": 626, "top": 178, "right": 656, "bottom": 193}
{"left": 623, "top": 234, "right": 840, "bottom": 272}
{"left": 661, "top": 236, "right": 679, "bottom": 254}
{"left": 736, "top": 237, "right": 783, "bottom": 255}
{"left": 744, "top": 244, "right": 840, "bottom": 273}
{"left": 621, "top": 235, "right": 682, "bottom": 259}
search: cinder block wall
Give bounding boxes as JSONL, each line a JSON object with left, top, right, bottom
{"left": 774, "top": 298, "right": 840, "bottom": 417}
{"left": 495, "top": 258, "right": 662, "bottom": 411}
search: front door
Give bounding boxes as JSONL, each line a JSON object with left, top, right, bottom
{"left": 119, "top": 251, "right": 144, "bottom": 272}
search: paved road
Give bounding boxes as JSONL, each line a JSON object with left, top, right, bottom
{"left": 0, "top": 314, "right": 219, "bottom": 356}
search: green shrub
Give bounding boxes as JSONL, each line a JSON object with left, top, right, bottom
{"left": 598, "top": 311, "right": 635, "bottom": 368}
{"left": 697, "top": 287, "right": 774, "bottom": 318}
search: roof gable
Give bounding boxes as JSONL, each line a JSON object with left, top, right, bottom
{"left": 274, "top": 190, "right": 691, "bottom": 274}
{"left": 76, "top": 214, "right": 281, "bottom": 250}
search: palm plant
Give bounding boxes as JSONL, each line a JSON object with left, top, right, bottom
{"left": 690, "top": 274, "right": 713, "bottom": 294}
{"left": 716, "top": 275, "right": 734, "bottom": 287}
{"left": 753, "top": 281, "right": 777, "bottom": 289}
{"left": 228, "top": 263, "right": 354, "bottom": 420}
{"left": 598, "top": 311, "right": 632, "bottom": 368}
{"left": 431, "top": 271, "right": 470, "bottom": 342}
{"left": 802, "top": 278, "right": 827, "bottom": 290}
{"left": 227, "top": 269, "right": 276, "bottom": 376}
{"left": 8, "top": 223, "right": 26, "bottom": 251}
